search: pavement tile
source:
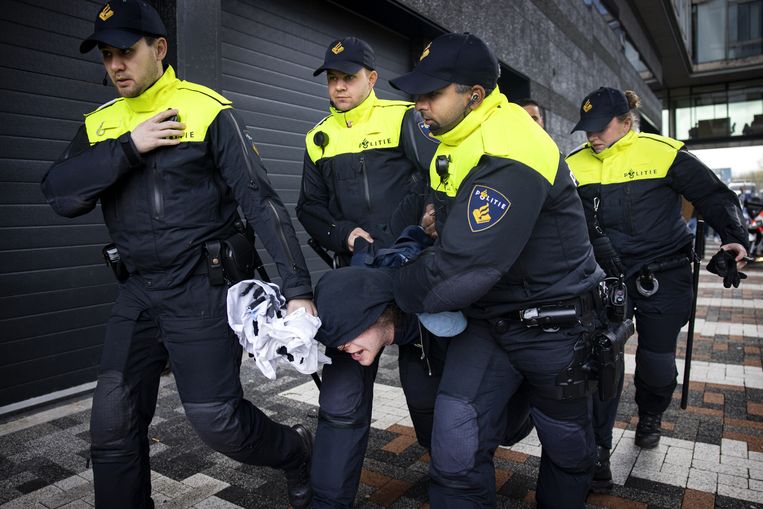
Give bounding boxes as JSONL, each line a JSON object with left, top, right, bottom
{"left": 586, "top": 493, "right": 647, "bottom": 508}
{"left": 368, "top": 479, "right": 411, "bottom": 507}
{"left": 681, "top": 488, "right": 715, "bottom": 509}
{"left": 382, "top": 435, "right": 417, "bottom": 454}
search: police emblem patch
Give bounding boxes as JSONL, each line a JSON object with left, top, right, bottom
{"left": 467, "top": 185, "right": 510, "bottom": 232}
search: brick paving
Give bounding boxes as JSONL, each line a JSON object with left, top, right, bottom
{"left": 1, "top": 240, "right": 762, "bottom": 508}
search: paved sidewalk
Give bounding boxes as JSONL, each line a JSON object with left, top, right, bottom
{"left": 1, "top": 241, "right": 762, "bottom": 508}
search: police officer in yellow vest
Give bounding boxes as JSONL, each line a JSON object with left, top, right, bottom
{"left": 566, "top": 87, "right": 749, "bottom": 493}
{"left": 298, "top": 37, "right": 444, "bottom": 508}
{"left": 389, "top": 33, "right": 604, "bottom": 508}
{"left": 297, "top": 37, "right": 437, "bottom": 264}
{"left": 41, "top": 2, "right": 315, "bottom": 507}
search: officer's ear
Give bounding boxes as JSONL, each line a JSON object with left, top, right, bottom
{"left": 151, "top": 36, "right": 168, "bottom": 62}
{"left": 367, "top": 69, "right": 378, "bottom": 88}
{"left": 466, "top": 85, "right": 486, "bottom": 110}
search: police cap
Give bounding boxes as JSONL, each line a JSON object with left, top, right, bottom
{"left": 571, "top": 87, "right": 630, "bottom": 133}
{"left": 80, "top": 0, "right": 167, "bottom": 54}
{"left": 314, "top": 266, "right": 393, "bottom": 348}
{"left": 389, "top": 33, "right": 499, "bottom": 96}
{"left": 313, "top": 37, "right": 376, "bottom": 77}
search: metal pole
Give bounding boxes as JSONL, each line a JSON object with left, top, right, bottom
{"left": 681, "top": 218, "right": 705, "bottom": 409}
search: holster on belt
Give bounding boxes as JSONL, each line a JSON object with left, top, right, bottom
{"left": 204, "top": 230, "right": 257, "bottom": 286}
{"left": 102, "top": 243, "right": 129, "bottom": 283}
{"left": 592, "top": 318, "right": 634, "bottom": 401}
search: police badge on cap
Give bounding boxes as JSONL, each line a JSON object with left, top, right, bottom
{"left": 80, "top": 0, "right": 167, "bottom": 53}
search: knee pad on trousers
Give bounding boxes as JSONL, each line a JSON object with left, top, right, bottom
{"left": 318, "top": 382, "right": 371, "bottom": 428}
{"left": 90, "top": 371, "right": 134, "bottom": 452}
{"left": 183, "top": 400, "right": 252, "bottom": 462}
{"left": 430, "top": 394, "right": 479, "bottom": 476}
{"left": 530, "top": 407, "right": 595, "bottom": 474}
{"left": 635, "top": 348, "right": 677, "bottom": 390}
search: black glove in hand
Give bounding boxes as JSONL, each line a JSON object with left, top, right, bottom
{"left": 591, "top": 236, "right": 625, "bottom": 277}
{"left": 706, "top": 249, "right": 747, "bottom": 288}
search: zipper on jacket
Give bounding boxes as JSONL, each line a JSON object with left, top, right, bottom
{"left": 266, "top": 199, "right": 297, "bottom": 271}
{"left": 226, "top": 110, "right": 259, "bottom": 190}
{"left": 416, "top": 321, "right": 432, "bottom": 376}
{"left": 150, "top": 160, "right": 164, "bottom": 219}
{"left": 359, "top": 155, "right": 371, "bottom": 209}
{"left": 624, "top": 184, "right": 633, "bottom": 235}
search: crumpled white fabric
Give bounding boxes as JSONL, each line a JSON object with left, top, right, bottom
{"left": 227, "top": 279, "right": 329, "bottom": 380}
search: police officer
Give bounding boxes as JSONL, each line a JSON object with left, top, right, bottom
{"left": 296, "top": 36, "right": 437, "bottom": 264}
{"left": 566, "top": 87, "right": 749, "bottom": 492}
{"left": 41, "top": 2, "right": 314, "bottom": 507}
{"left": 312, "top": 266, "right": 533, "bottom": 507}
{"left": 388, "top": 33, "right": 605, "bottom": 508}
{"left": 297, "top": 37, "right": 441, "bottom": 508}
{"left": 518, "top": 98, "right": 545, "bottom": 129}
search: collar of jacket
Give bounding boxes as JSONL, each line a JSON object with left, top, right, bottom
{"left": 123, "top": 65, "right": 180, "bottom": 114}
{"left": 435, "top": 87, "right": 507, "bottom": 147}
{"left": 590, "top": 129, "right": 638, "bottom": 160}
{"left": 329, "top": 89, "right": 377, "bottom": 127}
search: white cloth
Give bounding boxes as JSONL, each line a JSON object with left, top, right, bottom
{"left": 227, "top": 279, "right": 329, "bottom": 380}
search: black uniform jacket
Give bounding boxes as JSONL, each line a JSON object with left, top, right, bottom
{"left": 394, "top": 89, "right": 604, "bottom": 319}
{"left": 41, "top": 67, "right": 312, "bottom": 298}
{"left": 566, "top": 131, "right": 749, "bottom": 276}
{"left": 297, "top": 90, "right": 437, "bottom": 255}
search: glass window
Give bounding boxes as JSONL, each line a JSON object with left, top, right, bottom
{"left": 669, "top": 81, "right": 763, "bottom": 140}
{"left": 693, "top": 0, "right": 763, "bottom": 62}
{"left": 729, "top": 0, "right": 763, "bottom": 59}
{"left": 695, "top": 0, "right": 728, "bottom": 63}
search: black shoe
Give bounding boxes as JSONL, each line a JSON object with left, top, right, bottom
{"left": 285, "top": 424, "right": 313, "bottom": 509}
{"left": 635, "top": 412, "right": 662, "bottom": 449}
{"left": 590, "top": 446, "right": 613, "bottom": 493}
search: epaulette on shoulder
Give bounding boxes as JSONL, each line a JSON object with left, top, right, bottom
{"left": 84, "top": 97, "right": 122, "bottom": 117}
{"left": 375, "top": 99, "right": 413, "bottom": 109}
{"left": 177, "top": 81, "right": 232, "bottom": 106}
{"left": 307, "top": 114, "right": 332, "bottom": 135}
{"left": 638, "top": 132, "right": 683, "bottom": 150}
{"left": 566, "top": 142, "right": 590, "bottom": 158}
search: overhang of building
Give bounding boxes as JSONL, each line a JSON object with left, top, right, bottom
{"left": 629, "top": 0, "right": 763, "bottom": 89}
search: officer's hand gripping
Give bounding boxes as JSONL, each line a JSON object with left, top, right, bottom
{"left": 591, "top": 236, "right": 625, "bottom": 277}
{"left": 130, "top": 109, "right": 185, "bottom": 154}
{"left": 707, "top": 248, "right": 747, "bottom": 288}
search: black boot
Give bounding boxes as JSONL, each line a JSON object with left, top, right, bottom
{"left": 590, "top": 445, "right": 613, "bottom": 493}
{"left": 285, "top": 424, "right": 313, "bottom": 509}
{"left": 635, "top": 412, "right": 662, "bottom": 449}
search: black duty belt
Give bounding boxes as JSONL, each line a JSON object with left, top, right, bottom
{"left": 492, "top": 290, "right": 598, "bottom": 333}
{"left": 636, "top": 245, "right": 693, "bottom": 297}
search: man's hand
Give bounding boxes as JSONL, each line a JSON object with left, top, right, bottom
{"left": 347, "top": 227, "right": 373, "bottom": 252}
{"left": 287, "top": 298, "right": 317, "bottom": 316}
{"left": 130, "top": 109, "right": 185, "bottom": 154}
{"left": 707, "top": 247, "right": 748, "bottom": 288}
{"left": 591, "top": 236, "right": 625, "bottom": 277}
{"left": 721, "top": 242, "right": 749, "bottom": 270}
{"left": 420, "top": 203, "right": 438, "bottom": 239}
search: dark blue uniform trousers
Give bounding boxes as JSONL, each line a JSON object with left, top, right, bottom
{"left": 593, "top": 263, "right": 693, "bottom": 449}
{"left": 429, "top": 321, "right": 596, "bottom": 509}
{"left": 89, "top": 275, "right": 304, "bottom": 509}
{"left": 311, "top": 341, "right": 444, "bottom": 508}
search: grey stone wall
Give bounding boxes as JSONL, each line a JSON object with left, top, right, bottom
{"left": 396, "top": 0, "right": 661, "bottom": 154}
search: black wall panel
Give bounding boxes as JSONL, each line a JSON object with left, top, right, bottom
{"left": 0, "top": 0, "right": 115, "bottom": 407}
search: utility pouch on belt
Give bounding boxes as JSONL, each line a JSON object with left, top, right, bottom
{"left": 220, "top": 232, "right": 256, "bottom": 283}
{"left": 102, "top": 243, "right": 129, "bottom": 282}
{"left": 593, "top": 318, "right": 634, "bottom": 401}
{"left": 204, "top": 240, "right": 226, "bottom": 286}
{"left": 204, "top": 232, "right": 256, "bottom": 286}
